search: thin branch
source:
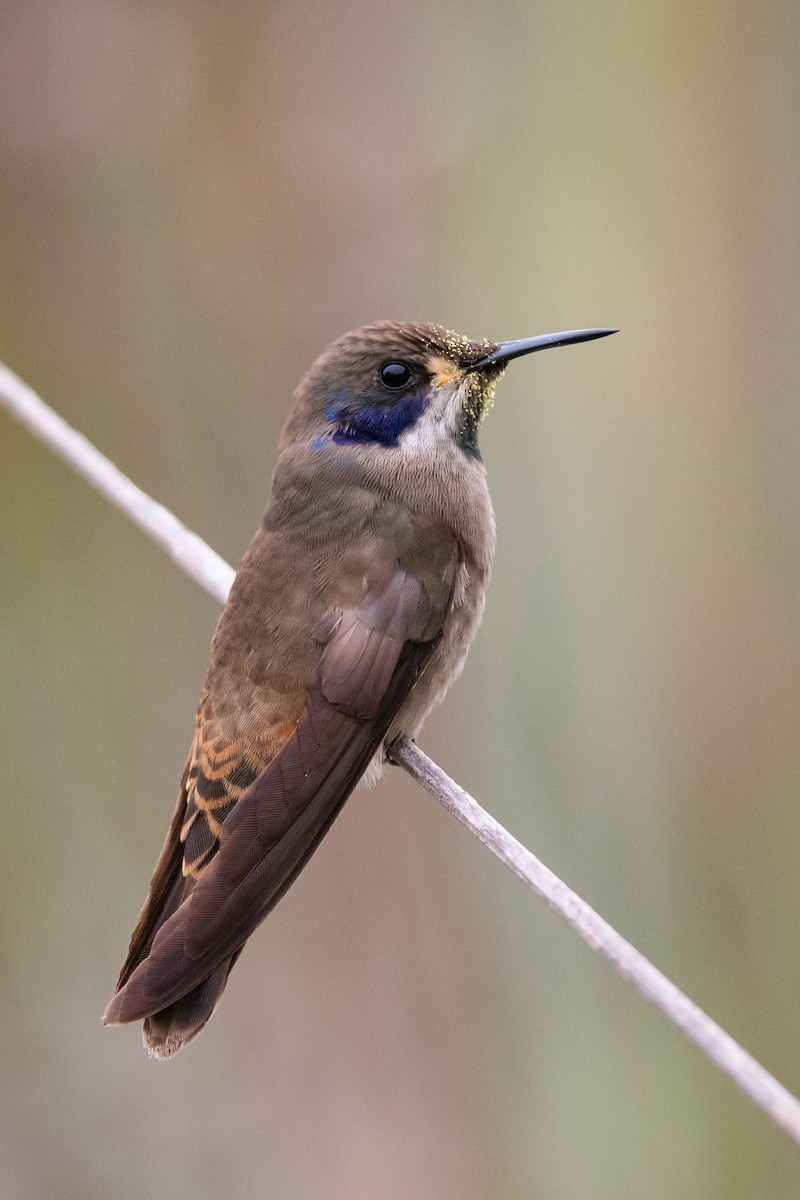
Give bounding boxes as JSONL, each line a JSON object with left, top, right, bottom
{"left": 2, "top": 361, "right": 800, "bottom": 1150}
{"left": 389, "top": 739, "right": 800, "bottom": 1146}
{"left": 0, "top": 362, "right": 235, "bottom": 606}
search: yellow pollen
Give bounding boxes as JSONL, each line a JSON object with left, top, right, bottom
{"left": 427, "top": 355, "right": 462, "bottom": 388}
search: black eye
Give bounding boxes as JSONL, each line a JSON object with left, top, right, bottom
{"left": 380, "top": 361, "right": 412, "bottom": 389}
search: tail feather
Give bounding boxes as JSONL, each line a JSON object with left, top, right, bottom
{"left": 142, "top": 955, "right": 237, "bottom": 1059}
{"left": 106, "top": 578, "right": 442, "bottom": 1058}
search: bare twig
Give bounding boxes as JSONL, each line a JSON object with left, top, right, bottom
{"left": 0, "top": 362, "right": 235, "bottom": 605}
{"left": 2, "top": 359, "right": 799, "bottom": 1148}
{"left": 389, "top": 739, "right": 800, "bottom": 1146}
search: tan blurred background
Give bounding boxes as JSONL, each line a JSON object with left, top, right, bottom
{"left": 2, "top": 1, "right": 800, "bottom": 1196}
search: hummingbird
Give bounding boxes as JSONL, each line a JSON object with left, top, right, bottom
{"left": 103, "top": 321, "right": 615, "bottom": 1057}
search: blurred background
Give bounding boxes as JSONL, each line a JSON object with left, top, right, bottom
{"left": 1, "top": 1, "right": 800, "bottom": 1196}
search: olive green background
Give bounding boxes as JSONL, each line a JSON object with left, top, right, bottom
{"left": 2, "top": 2, "right": 800, "bottom": 1196}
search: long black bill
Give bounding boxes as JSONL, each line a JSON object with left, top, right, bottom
{"left": 471, "top": 327, "right": 617, "bottom": 369}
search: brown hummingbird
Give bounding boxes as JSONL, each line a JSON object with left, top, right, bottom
{"left": 103, "top": 321, "right": 615, "bottom": 1057}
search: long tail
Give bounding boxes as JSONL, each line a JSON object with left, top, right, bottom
{"left": 142, "top": 952, "right": 241, "bottom": 1059}
{"left": 106, "top": 586, "right": 439, "bottom": 1057}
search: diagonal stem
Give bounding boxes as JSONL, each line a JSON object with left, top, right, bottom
{"left": 2, "top": 359, "right": 799, "bottom": 1148}
{"left": 389, "top": 737, "right": 800, "bottom": 1148}
{"left": 0, "top": 362, "right": 235, "bottom": 606}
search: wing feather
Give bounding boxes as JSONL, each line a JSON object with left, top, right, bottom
{"left": 105, "top": 569, "right": 442, "bottom": 1028}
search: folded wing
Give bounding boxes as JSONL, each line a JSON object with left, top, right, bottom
{"left": 104, "top": 568, "right": 447, "bottom": 1055}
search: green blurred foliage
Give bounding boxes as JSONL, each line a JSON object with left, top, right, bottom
{"left": 1, "top": 1, "right": 800, "bottom": 1196}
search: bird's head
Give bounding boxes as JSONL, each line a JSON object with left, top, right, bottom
{"left": 281, "top": 321, "right": 615, "bottom": 462}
